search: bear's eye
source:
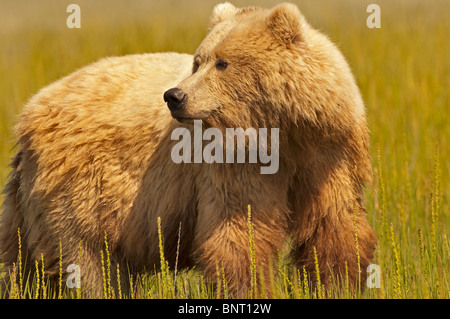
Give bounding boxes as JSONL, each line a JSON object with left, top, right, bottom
{"left": 192, "top": 61, "right": 200, "bottom": 74}
{"left": 215, "top": 59, "right": 229, "bottom": 71}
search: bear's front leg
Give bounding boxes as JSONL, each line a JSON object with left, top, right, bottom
{"left": 193, "top": 209, "right": 288, "bottom": 298}
{"left": 291, "top": 201, "right": 377, "bottom": 292}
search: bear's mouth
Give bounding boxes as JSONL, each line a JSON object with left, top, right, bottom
{"left": 171, "top": 114, "right": 208, "bottom": 124}
{"left": 173, "top": 117, "right": 196, "bottom": 124}
{"left": 171, "top": 104, "right": 223, "bottom": 124}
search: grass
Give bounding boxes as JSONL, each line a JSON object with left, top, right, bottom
{"left": 0, "top": 0, "right": 449, "bottom": 299}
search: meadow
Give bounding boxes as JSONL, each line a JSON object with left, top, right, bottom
{"left": 0, "top": 0, "right": 448, "bottom": 299}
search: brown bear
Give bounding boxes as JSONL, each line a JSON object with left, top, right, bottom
{"left": 0, "top": 2, "right": 376, "bottom": 297}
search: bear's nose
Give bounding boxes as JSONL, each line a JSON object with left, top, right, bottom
{"left": 164, "top": 88, "right": 187, "bottom": 113}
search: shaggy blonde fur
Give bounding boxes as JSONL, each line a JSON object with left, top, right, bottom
{"left": 1, "top": 3, "right": 376, "bottom": 296}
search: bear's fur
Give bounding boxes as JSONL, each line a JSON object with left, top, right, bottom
{"left": 0, "top": 3, "right": 376, "bottom": 297}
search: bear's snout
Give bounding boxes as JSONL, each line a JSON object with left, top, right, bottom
{"left": 164, "top": 87, "right": 187, "bottom": 114}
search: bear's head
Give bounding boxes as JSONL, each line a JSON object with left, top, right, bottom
{"left": 164, "top": 2, "right": 367, "bottom": 154}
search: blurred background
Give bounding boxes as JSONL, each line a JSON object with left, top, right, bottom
{"left": 0, "top": 0, "right": 449, "bottom": 298}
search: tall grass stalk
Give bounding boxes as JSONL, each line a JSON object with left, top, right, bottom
{"left": 247, "top": 205, "right": 257, "bottom": 298}
{"left": 104, "top": 231, "right": 112, "bottom": 299}
{"left": 431, "top": 144, "right": 440, "bottom": 253}
{"left": 418, "top": 228, "right": 427, "bottom": 279}
{"left": 157, "top": 216, "right": 174, "bottom": 298}
{"left": 313, "top": 247, "right": 322, "bottom": 299}
{"left": 157, "top": 216, "right": 167, "bottom": 297}
{"left": 34, "top": 260, "right": 40, "bottom": 299}
{"left": 302, "top": 266, "right": 310, "bottom": 299}
{"left": 129, "top": 273, "right": 134, "bottom": 299}
{"left": 215, "top": 263, "right": 222, "bottom": 299}
{"left": 100, "top": 250, "right": 106, "bottom": 298}
{"left": 41, "top": 253, "right": 46, "bottom": 299}
{"left": 17, "top": 228, "right": 22, "bottom": 298}
{"left": 390, "top": 224, "right": 402, "bottom": 298}
{"left": 58, "top": 238, "right": 62, "bottom": 299}
{"left": 116, "top": 263, "right": 122, "bottom": 299}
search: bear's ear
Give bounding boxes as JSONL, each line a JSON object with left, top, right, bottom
{"left": 209, "top": 2, "right": 238, "bottom": 30}
{"left": 266, "top": 3, "right": 307, "bottom": 46}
